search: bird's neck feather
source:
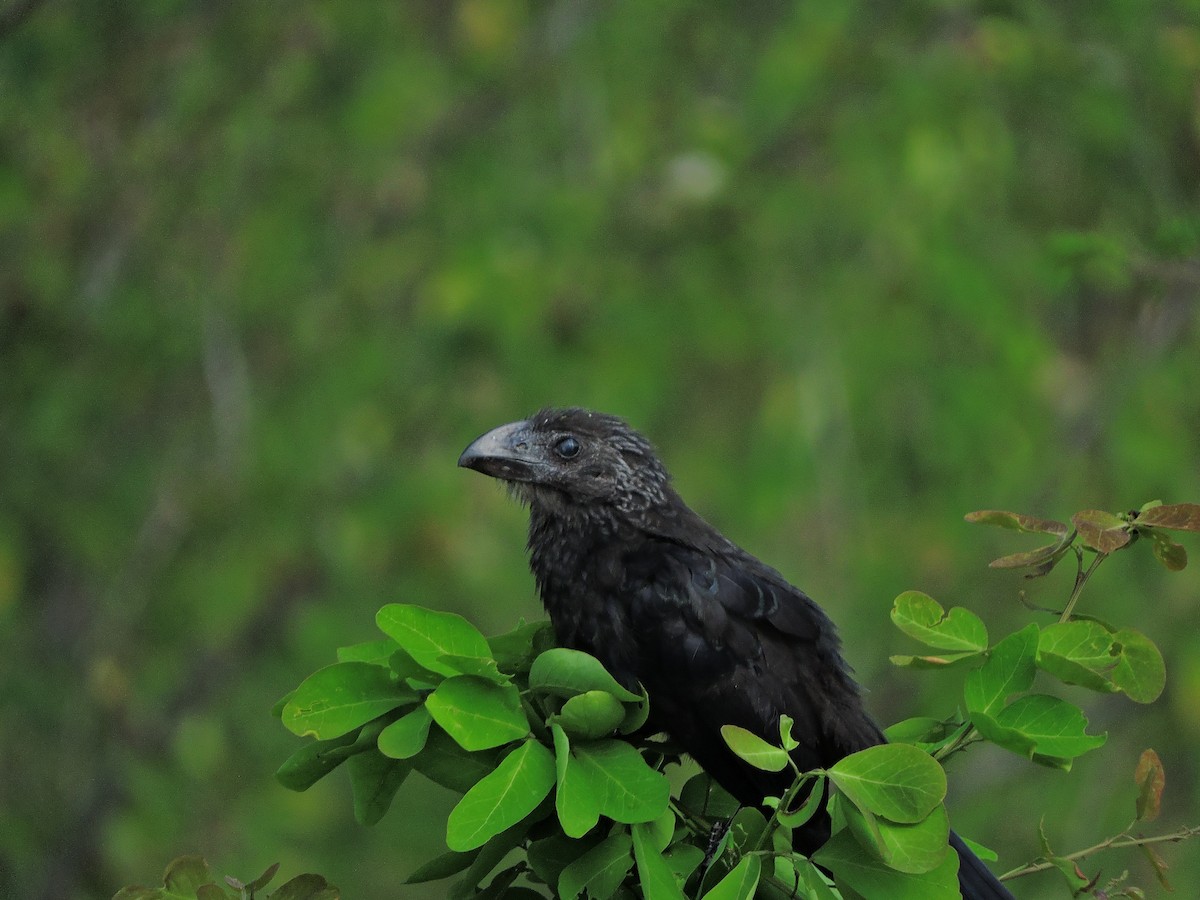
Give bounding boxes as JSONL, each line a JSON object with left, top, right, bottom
{"left": 527, "top": 500, "right": 619, "bottom": 577}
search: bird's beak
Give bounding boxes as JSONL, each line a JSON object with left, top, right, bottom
{"left": 458, "top": 419, "right": 540, "bottom": 482}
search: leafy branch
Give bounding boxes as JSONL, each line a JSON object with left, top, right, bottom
{"left": 113, "top": 857, "right": 336, "bottom": 900}
{"left": 114, "top": 501, "right": 1199, "bottom": 898}
{"left": 992, "top": 748, "right": 1200, "bottom": 896}
{"left": 894, "top": 500, "right": 1200, "bottom": 896}
{"left": 1002, "top": 826, "right": 1200, "bottom": 884}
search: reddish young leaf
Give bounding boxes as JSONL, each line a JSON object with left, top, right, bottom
{"left": 1135, "top": 502, "right": 1200, "bottom": 532}
{"left": 1134, "top": 749, "right": 1165, "bottom": 823}
{"left": 1149, "top": 532, "right": 1188, "bottom": 571}
{"left": 988, "top": 543, "right": 1063, "bottom": 570}
{"left": 1139, "top": 842, "right": 1173, "bottom": 891}
{"left": 1071, "top": 510, "right": 1132, "bottom": 553}
{"left": 965, "top": 510, "right": 1069, "bottom": 536}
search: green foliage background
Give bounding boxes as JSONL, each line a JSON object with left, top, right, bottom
{"left": 2, "top": 1, "right": 1199, "bottom": 897}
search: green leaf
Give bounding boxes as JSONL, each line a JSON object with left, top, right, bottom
{"left": 336, "top": 638, "right": 400, "bottom": 666}
{"left": 572, "top": 739, "right": 671, "bottom": 824}
{"left": 268, "top": 874, "right": 339, "bottom": 900}
{"left": 911, "top": 721, "right": 973, "bottom": 759}
{"left": 890, "top": 592, "right": 989, "bottom": 652}
{"left": 697, "top": 806, "right": 767, "bottom": 896}
{"left": 1036, "top": 620, "right": 1117, "bottom": 693}
{"left": 719, "top": 725, "right": 789, "bottom": 772}
{"left": 1043, "top": 852, "right": 1091, "bottom": 893}
{"left": 1072, "top": 509, "right": 1132, "bottom": 553}
{"left": 827, "top": 744, "right": 946, "bottom": 824}
{"left": 528, "top": 648, "right": 643, "bottom": 703}
{"left": 814, "top": 828, "right": 961, "bottom": 900}
{"left": 376, "top": 604, "right": 493, "bottom": 678}
{"left": 271, "top": 690, "right": 295, "bottom": 720}
{"left": 889, "top": 651, "right": 980, "bottom": 669}
{"left": 404, "top": 849, "right": 481, "bottom": 884}
{"left": 488, "top": 620, "right": 555, "bottom": 674}
{"left": 448, "top": 822, "right": 532, "bottom": 900}
{"left": 552, "top": 744, "right": 676, "bottom": 844}
{"left": 1135, "top": 502, "right": 1200, "bottom": 532}
{"left": 243, "top": 862, "right": 280, "bottom": 893}
{"left": 438, "top": 654, "right": 510, "bottom": 684}
{"left": 551, "top": 690, "right": 627, "bottom": 740}
{"left": 468, "top": 868, "right": 525, "bottom": 900}
{"left": 619, "top": 692, "right": 651, "bottom": 735}
{"left": 838, "top": 793, "right": 885, "bottom": 860}
{"left": 163, "top": 856, "right": 219, "bottom": 895}
{"left": 726, "top": 806, "right": 769, "bottom": 851}
{"left": 700, "top": 854, "right": 760, "bottom": 899}
{"left": 389, "top": 646, "right": 441, "bottom": 684}
{"left": 679, "top": 772, "right": 741, "bottom": 820}
{"left": 964, "top": 510, "right": 1069, "bottom": 535}
{"left": 527, "top": 832, "right": 604, "bottom": 887}
{"left": 779, "top": 715, "right": 799, "bottom": 751}
{"left": 794, "top": 858, "right": 842, "bottom": 900}
{"left": 425, "top": 675, "right": 529, "bottom": 751}
{"left": 632, "top": 821, "right": 687, "bottom": 900}
{"left": 883, "top": 718, "right": 953, "bottom": 745}
{"left": 378, "top": 706, "right": 433, "bottom": 759}
{"left": 275, "top": 728, "right": 364, "bottom": 791}
{"left": 969, "top": 709, "right": 1037, "bottom": 758}
{"left": 994, "top": 694, "right": 1107, "bottom": 760}
{"left": 281, "top": 663, "right": 415, "bottom": 740}
{"left": 664, "top": 845, "right": 706, "bottom": 883}
{"left": 1110, "top": 628, "right": 1166, "bottom": 703}
{"left": 777, "top": 775, "right": 826, "bottom": 828}
{"left": 411, "top": 726, "right": 500, "bottom": 793}
{"left": 956, "top": 834, "right": 998, "bottom": 862}
{"left": 558, "top": 832, "right": 633, "bottom": 900}
{"left": 446, "top": 740, "right": 556, "bottom": 851}
{"left": 551, "top": 724, "right": 599, "bottom": 838}
{"left": 964, "top": 623, "right": 1039, "bottom": 717}
{"left": 841, "top": 800, "right": 951, "bottom": 874}
{"left": 467, "top": 864, "right": 523, "bottom": 900}
{"left": 643, "top": 808, "right": 676, "bottom": 853}
{"left": 347, "top": 748, "right": 410, "bottom": 825}
{"left": 112, "top": 888, "right": 164, "bottom": 900}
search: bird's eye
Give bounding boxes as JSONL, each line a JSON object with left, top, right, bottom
{"left": 555, "top": 436, "right": 581, "bottom": 459}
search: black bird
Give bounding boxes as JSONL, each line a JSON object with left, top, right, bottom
{"left": 459, "top": 407, "right": 1015, "bottom": 900}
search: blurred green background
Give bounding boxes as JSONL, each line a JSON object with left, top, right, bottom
{"left": 3, "top": 1, "right": 1200, "bottom": 897}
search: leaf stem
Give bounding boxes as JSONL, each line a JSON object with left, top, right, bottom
{"left": 932, "top": 724, "right": 981, "bottom": 763}
{"left": 1059, "top": 550, "right": 1107, "bottom": 623}
{"left": 757, "top": 860, "right": 804, "bottom": 898}
{"left": 754, "top": 770, "right": 817, "bottom": 853}
{"left": 669, "top": 798, "right": 710, "bottom": 838}
{"left": 1000, "top": 824, "right": 1200, "bottom": 880}
{"left": 520, "top": 695, "right": 552, "bottom": 743}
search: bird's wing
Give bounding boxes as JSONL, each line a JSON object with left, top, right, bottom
{"left": 619, "top": 537, "right": 881, "bottom": 777}
{"left": 633, "top": 492, "right": 843, "bottom": 646}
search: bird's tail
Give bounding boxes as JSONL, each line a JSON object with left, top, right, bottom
{"left": 950, "top": 830, "right": 1016, "bottom": 899}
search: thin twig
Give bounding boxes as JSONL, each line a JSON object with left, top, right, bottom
{"left": 932, "top": 722, "right": 980, "bottom": 763}
{"left": 1000, "top": 825, "right": 1200, "bottom": 881}
{"left": 1059, "top": 551, "right": 1107, "bottom": 622}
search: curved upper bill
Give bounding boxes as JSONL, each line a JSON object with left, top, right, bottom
{"left": 457, "top": 419, "right": 540, "bottom": 482}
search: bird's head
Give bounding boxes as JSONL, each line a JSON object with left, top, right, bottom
{"left": 458, "top": 408, "right": 671, "bottom": 515}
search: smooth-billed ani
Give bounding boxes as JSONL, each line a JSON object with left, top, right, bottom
{"left": 459, "top": 407, "right": 1015, "bottom": 899}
